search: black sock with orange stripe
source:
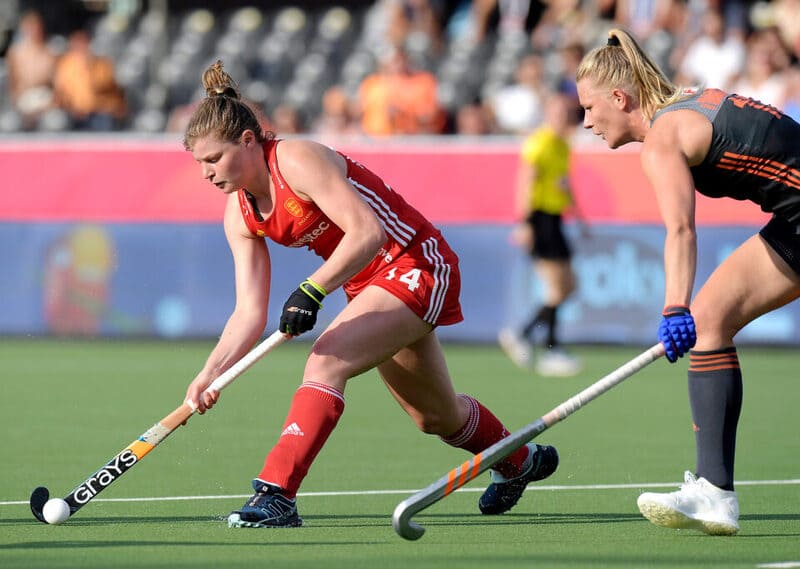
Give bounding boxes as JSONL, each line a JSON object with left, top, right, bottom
{"left": 687, "top": 348, "right": 743, "bottom": 491}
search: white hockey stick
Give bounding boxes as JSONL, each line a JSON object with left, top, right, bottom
{"left": 392, "top": 343, "right": 665, "bottom": 540}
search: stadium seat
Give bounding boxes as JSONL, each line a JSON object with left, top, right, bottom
{"left": 131, "top": 107, "right": 167, "bottom": 133}
{"left": 90, "top": 11, "right": 133, "bottom": 61}
{"left": 436, "top": 34, "right": 496, "bottom": 111}
{"left": 214, "top": 6, "right": 266, "bottom": 67}
{"left": 0, "top": 108, "right": 23, "bottom": 133}
{"left": 5, "top": 3, "right": 553, "bottom": 133}
{"left": 36, "top": 108, "right": 71, "bottom": 132}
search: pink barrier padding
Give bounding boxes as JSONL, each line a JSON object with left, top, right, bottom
{"left": 1, "top": 141, "right": 225, "bottom": 222}
{"left": 0, "top": 140, "right": 769, "bottom": 225}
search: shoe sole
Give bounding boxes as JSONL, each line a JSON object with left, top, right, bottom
{"left": 637, "top": 500, "right": 738, "bottom": 536}
{"left": 228, "top": 513, "right": 303, "bottom": 528}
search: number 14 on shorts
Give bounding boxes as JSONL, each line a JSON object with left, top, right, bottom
{"left": 386, "top": 267, "right": 422, "bottom": 291}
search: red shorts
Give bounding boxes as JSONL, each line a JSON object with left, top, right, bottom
{"left": 343, "top": 230, "right": 464, "bottom": 326}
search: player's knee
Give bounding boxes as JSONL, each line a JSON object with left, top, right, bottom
{"left": 303, "top": 352, "right": 349, "bottom": 388}
{"left": 690, "top": 303, "right": 735, "bottom": 345}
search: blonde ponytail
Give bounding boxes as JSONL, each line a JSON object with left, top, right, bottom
{"left": 577, "top": 29, "right": 683, "bottom": 120}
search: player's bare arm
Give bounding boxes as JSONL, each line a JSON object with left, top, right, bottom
{"left": 641, "top": 113, "right": 699, "bottom": 308}
{"left": 512, "top": 160, "right": 536, "bottom": 248}
{"left": 515, "top": 159, "right": 535, "bottom": 218}
{"left": 277, "top": 139, "right": 387, "bottom": 293}
{"left": 186, "top": 196, "right": 272, "bottom": 411}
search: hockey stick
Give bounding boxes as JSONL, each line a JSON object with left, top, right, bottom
{"left": 392, "top": 343, "right": 665, "bottom": 540}
{"left": 30, "top": 330, "right": 287, "bottom": 524}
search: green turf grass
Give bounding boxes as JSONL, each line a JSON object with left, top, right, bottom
{"left": 2, "top": 340, "right": 798, "bottom": 569}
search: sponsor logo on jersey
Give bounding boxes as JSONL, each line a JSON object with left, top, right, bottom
{"left": 284, "top": 198, "right": 304, "bottom": 218}
{"left": 290, "top": 220, "right": 330, "bottom": 247}
{"left": 69, "top": 449, "right": 138, "bottom": 504}
{"left": 377, "top": 247, "right": 393, "bottom": 263}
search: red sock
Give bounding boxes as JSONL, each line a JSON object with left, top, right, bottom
{"left": 440, "top": 394, "right": 528, "bottom": 479}
{"left": 258, "top": 381, "right": 345, "bottom": 498}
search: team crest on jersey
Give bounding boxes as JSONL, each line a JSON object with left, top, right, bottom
{"left": 284, "top": 198, "right": 304, "bottom": 218}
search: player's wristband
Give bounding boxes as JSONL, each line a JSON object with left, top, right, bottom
{"left": 299, "top": 278, "right": 327, "bottom": 307}
{"left": 662, "top": 305, "right": 690, "bottom": 316}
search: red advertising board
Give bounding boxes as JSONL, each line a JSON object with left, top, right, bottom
{"left": 0, "top": 139, "right": 769, "bottom": 225}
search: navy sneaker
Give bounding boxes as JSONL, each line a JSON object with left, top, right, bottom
{"left": 478, "top": 443, "right": 559, "bottom": 515}
{"left": 228, "top": 479, "right": 303, "bottom": 528}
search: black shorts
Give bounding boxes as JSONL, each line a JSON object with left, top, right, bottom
{"left": 759, "top": 215, "right": 800, "bottom": 275}
{"left": 527, "top": 210, "right": 571, "bottom": 260}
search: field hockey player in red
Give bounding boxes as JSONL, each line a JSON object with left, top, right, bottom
{"left": 181, "top": 61, "right": 559, "bottom": 528}
{"left": 577, "top": 28, "right": 800, "bottom": 536}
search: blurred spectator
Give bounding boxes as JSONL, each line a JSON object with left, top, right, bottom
{"left": 729, "top": 30, "right": 788, "bottom": 107}
{"left": 454, "top": 99, "right": 493, "bottom": 135}
{"left": 52, "top": 29, "right": 127, "bottom": 130}
{"left": 613, "top": 0, "right": 687, "bottom": 74}
{"left": 363, "top": 0, "right": 445, "bottom": 63}
{"left": 312, "top": 85, "right": 361, "bottom": 135}
{"left": 770, "top": 0, "right": 800, "bottom": 59}
{"left": 780, "top": 65, "right": 800, "bottom": 122}
{"left": 356, "top": 46, "right": 445, "bottom": 135}
{"left": 386, "top": 0, "right": 446, "bottom": 57}
{"left": 167, "top": 95, "right": 271, "bottom": 135}
{"left": 530, "top": 0, "right": 588, "bottom": 52}
{"left": 270, "top": 103, "right": 305, "bottom": 135}
{"left": 554, "top": 42, "right": 585, "bottom": 123}
{"left": 758, "top": 26, "right": 792, "bottom": 76}
{"left": 6, "top": 10, "right": 57, "bottom": 129}
{"left": 675, "top": 8, "right": 746, "bottom": 90}
{"left": 11, "top": 1, "right": 800, "bottom": 137}
{"left": 446, "top": 0, "right": 532, "bottom": 43}
{"left": 588, "top": 0, "right": 616, "bottom": 22}
{"left": 487, "top": 52, "right": 548, "bottom": 135}
{"left": 466, "top": 0, "right": 498, "bottom": 42}
{"left": 166, "top": 100, "right": 201, "bottom": 134}
{"left": 614, "top": 0, "right": 674, "bottom": 43}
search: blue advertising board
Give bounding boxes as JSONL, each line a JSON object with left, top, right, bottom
{"left": 1, "top": 222, "right": 796, "bottom": 344}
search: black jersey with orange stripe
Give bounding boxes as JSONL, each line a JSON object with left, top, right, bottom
{"left": 653, "top": 88, "right": 800, "bottom": 223}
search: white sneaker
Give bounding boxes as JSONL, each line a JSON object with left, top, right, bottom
{"left": 637, "top": 471, "right": 739, "bottom": 536}
{"left": 535, "top": 348, "right": 581, "bottom": 377}
{"left": 498, "top": 328, "right": 532, "bottom": 368}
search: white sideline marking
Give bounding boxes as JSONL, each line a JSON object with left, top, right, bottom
{"left": 757, "top": 563, "right": 800, "bottom": 568}
{"left": 2, "top": 478, "right": 799, "bottom": 507}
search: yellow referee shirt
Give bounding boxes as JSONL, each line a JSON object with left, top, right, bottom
{"left": 520, "top": 126, "right": 572, "bottom": 215}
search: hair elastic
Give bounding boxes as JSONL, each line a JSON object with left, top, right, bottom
{"left": 210, "top": 87, "right": 238, "bottom": 98}
{"left": 607, "top": 35, "right": 620, "bottom": 47}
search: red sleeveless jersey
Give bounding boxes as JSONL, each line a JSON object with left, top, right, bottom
{"left": 237, "top": 139, "right": 437, "bottom": 290}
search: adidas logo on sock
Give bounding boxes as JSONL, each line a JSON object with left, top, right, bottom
{"left": 281, "top": 422, "right": 304, "bottom": 437}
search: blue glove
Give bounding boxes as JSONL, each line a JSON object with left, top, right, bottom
{"left": 658, "top": 305, "right": 696, "bottom": 363}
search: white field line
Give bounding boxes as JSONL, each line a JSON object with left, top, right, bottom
{"left": 2, "top": 478, "right": 798, "bottom": 507}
